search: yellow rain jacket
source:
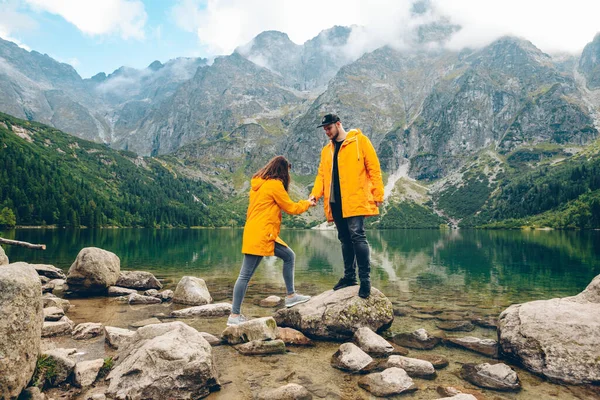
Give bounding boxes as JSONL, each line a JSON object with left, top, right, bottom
{"left": 310, "top": 129, "right": 384, "bottom": 222}
{"left": 242, "top": 178, "right": 311, "bottom": 256}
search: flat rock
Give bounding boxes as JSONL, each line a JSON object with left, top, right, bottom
{"left": 460, "top": 363, "right": 521, "bottom": 391}
{"left": 260, "top": 295, "right": 282, "bottom": 307}
{"left": 221, "top": 316, "right": 278, "bottom": 345}
{"left": 72, "top": 322, "right": 104, "bottom": 340}
{"left": 445, "top": 336, "right": 499, "bottom": 358}
{"left": 144, "top": 289, "right": 159, "bottom": 297}
{"left": 33, "top": 264, "right": 67, "bottom": 280}
{"left": 107, "top": 286, "right": 137, "bottom": 296}
{"left": 199, "top": 332, "right": 223, "bottom": 346}
{"left": 358, "top": 367, "right": 417, "bottom": 397}
{"left": 393, "top": 306, "right": 413, "bottom": 316}
{"left": 384, "top": 355, "right": 436, "bottom": 379}
{"left": 437, "top": 386, "right": 486, "bottom": 400}
{"left": 471, "top": 316, "right": 498, "bottom": 329}
{"left": 256, "top": 383, "right": 312, "bottom": 400}
{"left": 436, "top": 321, "right": 475, "bottom": 332}
{"left": 42, "top": 316, "right": 74, "bottom": 337}
{"left": 116, "top": 271, "right": 162, "bottom": 290}
{"left": 43, "top": 306, "right": 65, "bottom": 321}
{"left": 330, "top": 342, "right": 376, "bottom": 373}
{"left": 392, "top": 328, "right": 441, "bottom": 350}
{"left": 172, "top": 276, "right": 212, "bottom": 306}
{"left": 234, "top": 339, "right": 286, "bottom": 355}
{"left": 438, "top": 394, "right": 478, "bottom": 400}
{"left": 42, "top": 293, "right": 71, "bottom": 312}
{"left": 413, "top": 353, "right": 449, "bottom": 369}
{"left": 170, "top": 303, "right": 232, "bottom": 318}
{"left": 128, "top": 293, "right": 161, "bottom": 305}
{"left": 353, "top": 326, "right": 394, "bottom": 357}
{"left": 274, "top": 286, "right": 393, "bottom": 340}
{"left": 104, "top": 326, "right": 135, "bottom": 349}
{"left": 276, "top": 327, "right": 313, "bottom": 346}
{"left": 73, "top": 358, "right": 104, "bottom": 388}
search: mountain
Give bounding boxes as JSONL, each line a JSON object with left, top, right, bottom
{"left": 579, "top": 33, "right": 600, "bottom": 90}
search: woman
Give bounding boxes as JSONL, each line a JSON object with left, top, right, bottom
{"left": 228, "top": 156, "right": 315, "bottom": 326}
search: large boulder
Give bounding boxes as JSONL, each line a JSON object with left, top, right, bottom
{"left": 460, "top": 363, "right": 521, "bottom": 391}
{"left": 0, "top": 245, "right": 9, "bottom": 265}
{"left": 0, "top": 262, "right": 43, "bottom": 399}
{"left": 106, "top": 321, "right": 220, "bottom": 399}
{"left": 66, "top": 247, "right": 120, "bottom": 295}
{"left": 116, "top": 271, "right": 162, "bottom": 290}
{"left": 498, "top": 273, "right": 600, "bottom": 384}
{"left": 273, "top": 286, "right": 393, "bottom": 340}
{"left": 172, "top": 276, "right": 212, "bottom": 306}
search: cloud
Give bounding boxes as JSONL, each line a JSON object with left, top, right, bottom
{"left": 0, "top": 1, "right": 38, "bottom": 50}
{"left": 25, "top": 0, "right": 147, "bottom": 40}
{"left": 170, "top": 0, "right": 600, "bottom": 58}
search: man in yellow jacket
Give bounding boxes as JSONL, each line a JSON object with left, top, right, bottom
{"left": 309, "top": 114, "right": 384, "bottom": 298}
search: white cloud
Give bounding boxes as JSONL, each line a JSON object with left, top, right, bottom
{"left": 25, "top": 0, "right": 147, "bottom": 40}
{"left": 0, "top": 1, "right": 37, "bottom": 50}
{"left": 170, "top": 0, "right": 600, "bottom": 57}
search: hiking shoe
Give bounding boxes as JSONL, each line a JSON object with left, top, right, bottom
{"left": 333, "top": 277, "right": 358, "bottom": 291}
{"left": 358, "top": 280, "right": 371, "bottom": 299}
{"left": 226, "top": 314, "right": 248, "bottom": 326}
{"left": 285, "top": 293, "right": 311, "bottom": 308}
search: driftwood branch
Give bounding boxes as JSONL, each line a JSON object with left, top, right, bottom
{"left": 0, "top": 237, "right": 46, "bottom": 250}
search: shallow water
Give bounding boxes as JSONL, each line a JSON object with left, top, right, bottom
{"left": 4, "top": 228, "right": 600, "bottom": 399}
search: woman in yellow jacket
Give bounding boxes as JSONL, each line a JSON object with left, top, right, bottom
{"left": 228, "top": 156, "right": 315, "bottom": 326}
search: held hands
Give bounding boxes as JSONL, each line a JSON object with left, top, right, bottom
{"left": 375, "top": 201, "right": 383, "bottom": 207}
{"left": 308, "top": 195, "right": 317, "bottom": 207}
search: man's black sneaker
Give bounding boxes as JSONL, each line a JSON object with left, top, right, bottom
{"left": 333, "top": 277, "right": 358, "bottom": 291}
{"left": 358, "top": 280, "right": 371, "bottom": 298}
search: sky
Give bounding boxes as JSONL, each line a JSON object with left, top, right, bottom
{"left": 0, "top": 0, "right": 599, "bottom": 79}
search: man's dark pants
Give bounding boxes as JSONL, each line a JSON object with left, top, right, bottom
{"left": 330, "top": 201, "right": 370, "bottom": 282}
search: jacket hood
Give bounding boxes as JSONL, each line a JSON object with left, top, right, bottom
{"left": 251, "top": 177, "right": 267, "bottom": 191}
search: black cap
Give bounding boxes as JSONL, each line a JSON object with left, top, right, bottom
{"left": 317, "top": 113, "right": 341, "bottom": 128}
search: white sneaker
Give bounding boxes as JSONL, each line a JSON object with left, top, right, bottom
{"left": 226, "top": 314, "right": 248, "bottom": 326}
{"left": 285, "top": 293, "right": 311, "bottom": 308}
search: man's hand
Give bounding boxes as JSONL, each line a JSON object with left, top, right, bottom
{"left": 308, "top": 196, "right": 317, "bottom": 206}
{"left": 375, "top": 201, "right": 383, "bottom": 207}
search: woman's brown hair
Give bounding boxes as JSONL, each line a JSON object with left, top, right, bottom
{"left": 253, "top": 156, "right": 292, "bottom": 191}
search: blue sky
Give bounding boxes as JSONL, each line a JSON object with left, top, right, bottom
{"left": 1, "top": 0, "right": 599, "bottom": 79}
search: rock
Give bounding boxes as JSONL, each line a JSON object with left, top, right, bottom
{"left": 107, "top": 286, "right": 137, "bottom": 296}
{"left": 357, "top": 367, "right": 417, "bottom": 397}
{"left": 43, "top": 306, "right": 65, "bottom": 321}
{"left": 130, "top": 317, "right": 162, "bottom": 328}
{"left": 19, "top": 386, "right": 46, "bottom": 400}
{"left": 0, "top": 245, "right": 8, "bottom": 265}
{"left": 73, "top": 358, "right": 104, "bottom": 387}
{"left": 353, "top": 326, "right": 394, "bottom": 357}
{"left": 172, "top": 276, "right": 212, "bottom": 305}
{"left": 234, "top": 339, "right": 286, "bottom": 355}
{"left": 221, "top": 316, "right": 278, "bottom": 345}
{"left": 42, "top": 316, "right": 74, "bottom": 337}
{"left": 170, "top": 303, "right": 232, "bottom": 318}
{"left": 445, "top": 336, "right": 499, "bottom": 358}
{"left": 0, "top": 263, "right": 43, "bottom": 399}
{"left": 389, "top": 342, "right": 410, "bottom": 356}
{"left": 66, "top": 247, "right": 120, "bottom": 295}
{"left": 160, "top": 289, "right": 174, "bottom": 302}
{"left": 436, "top": 321, "right": 475, "bottom": 332}
{"left": 260, "top": 295, "right": 282, "bottom": 307}
{"left": 104, "top": 326, "right": 135, "bottom": 349}
{"left": 32, "top": 264, "right": 66, "bottom": 280}
{"left": 42, "top": 293, "right": 71, "bottom": 312}
{"left": 48, "top": 279, "right": 65, "bottom": 292}
{"left": 89, "top": 394, "right": 106, "bottom": 400}
{"left": 256, "top": 383, "right": 313, "bottom": 400}
{"left": 438, "top": 395, "right": 478, "bottom": 400}
{"left": 106, "top": 322, "right": 220, "bottom": 399}
{"left": 41, "top": 348, "right": 77, "bottom": 386}
{"left": 498, "top": 273, "right": 600, "bottom": 384}
{"left": 144, "top": 289, "right": 159, "bottom": 297}
{"left": 41, "top": 282, "right": 54, "bottom": 293}
{"left": 276, "top": 327, "right": 313, "bottom": 346}
{"left": 460, "top": 363, "right": 521, "bottom": 391}
{"left": 471, "top": 316, "right": 498, "bottom": 329}
{"left": 199, "top": 332, "right": 223, "bottom": 346}
{"left": 437, "top": 312, "right": 468, "bottom": 321}
{"left": 116, "top": 271, "right": 162, "bottom": 290}
{"left": 436, "top": 386, "right": 486, "bottom": 399}
{"left": 384, "top": 355, "right": 436, "bottom": 379}
{"left": 39, "top": 275, "right": 50, "bottom": 284}
{"left": 410, "top": 305, "right": 443, "bottom": 314}
{"left": 392, "top": 328, "right": 441, "bottom": 350}
{"left": 413, "top": 354, "right": 449, "bottom": 369}
{"left": 411, "top": 313, "right": 437, "bottom": 320}
{"left": 273, "top": 286, "right": 393, "bottom": 340}
{"left": 127, "top": 293, "right": 161, "bottom": 305}
{"left": 72, "top": 322, "right": 104, "bottom": 340}
{"left": 330, "top": 342, "right": 376, "bottom": 373}
{"left": 393, "top": 306, "right": 412, "bottom": 316}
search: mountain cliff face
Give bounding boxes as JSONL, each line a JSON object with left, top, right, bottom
{"left": 579, "top": 33, "right": 600, "bottom": 90}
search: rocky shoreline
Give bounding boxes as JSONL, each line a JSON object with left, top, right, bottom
{"left": 1, "top": 245, "right": 599, "bottom": 399}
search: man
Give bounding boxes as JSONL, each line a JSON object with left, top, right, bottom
{"left": 309, "top": 113, "right": 384, "bottom": 298}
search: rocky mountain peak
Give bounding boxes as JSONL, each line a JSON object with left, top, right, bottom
{"left": 578, "top": 32, "right": 600, "bottom": 89}
{"left": 148, "top": 60, "right": 164, "bottom": 71}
